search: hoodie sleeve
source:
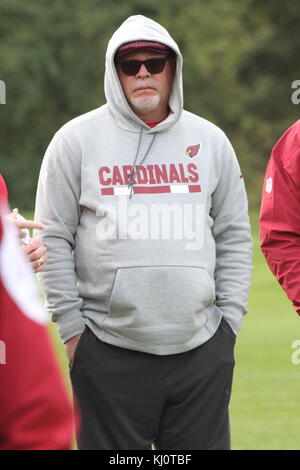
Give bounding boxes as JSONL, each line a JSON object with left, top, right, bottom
{"left": 210, "top": 137, "right": 253, "bottom": 335}
{"left": 35, "top": 133, "right": 85, "bottom": 343}
{"left": 259, "top": 121, "right": 300, "bottom": 316}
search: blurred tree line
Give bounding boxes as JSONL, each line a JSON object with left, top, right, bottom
{"left": 0, "top": 0, "right": 299, "bottom": 211}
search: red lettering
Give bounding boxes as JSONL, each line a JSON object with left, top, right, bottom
{"left": 136, "top": 165, "right": 148, "bottom": 184}
{"left": 98, "top": 167, "right": 111, "bottom": 186}
{"left": 154, "top": 164, "right": 169, "bottom": 184}
{"left": 169, "top": 164, "right": 181, "bottom": 183}
{"left": 112, "top": 165, "right": 125, "bottom": 185}
{"left": 100, "top": 163, "right": 200, "bottom": 188}
{"left": 178, "top": 163, "right": 189, "bottom": 183}
{"left": 146, "top": 165, "right": 156, "bottom": 184}
{"left": 122, "top": 165, "right": 134, "bottom": 185}
{"left": 187, "top": 163, "right": 199, "bottom": 183}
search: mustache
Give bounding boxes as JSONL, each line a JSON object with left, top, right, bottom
{"left": 131, "top": 81, "right": 158, "bottom": 92}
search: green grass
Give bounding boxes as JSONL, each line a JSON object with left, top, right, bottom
{"left": 42, "top": 211, "right": 300, "bottom": 450}
{"left": 230, "top": 212, "right": 300, "bottom": 450}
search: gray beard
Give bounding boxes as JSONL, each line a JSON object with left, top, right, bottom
{"left": 130, "top": 93, "right": 160, "bottom": 112}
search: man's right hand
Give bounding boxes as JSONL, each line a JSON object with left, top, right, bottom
{"left": 64, "top": 334, "right": 82, "bottom": 365}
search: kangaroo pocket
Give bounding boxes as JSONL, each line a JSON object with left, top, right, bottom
{"left": 104, "top": 266, "right": 215, "bottom": 345}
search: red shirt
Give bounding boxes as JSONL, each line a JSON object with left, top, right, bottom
{"left": 260, "top": 120, "right": 300, "bottom": 315}
{"left": 146, "top": 121, "right": 161, "bottom": 128}
{"left": 0, "top": 175, "right": 8, "bottom": 212}
{"left": 0, "top": 211, "right": 75, "bottom": 449}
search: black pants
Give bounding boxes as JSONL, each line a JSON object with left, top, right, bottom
{"left": 70, "top": 317, "right": 236, "bottom": 450}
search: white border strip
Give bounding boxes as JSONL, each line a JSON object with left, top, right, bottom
{"left": 114, "top": 187, "right": 131, "bottom": 196}
{"left": 170, "top": 185, "right": 189, "bottom": 193}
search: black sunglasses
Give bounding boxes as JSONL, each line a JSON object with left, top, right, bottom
{"left": 117, "top": 57, "right": 170, "bottom": 76}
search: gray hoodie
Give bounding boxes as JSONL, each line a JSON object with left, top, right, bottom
{"left": 35, "top": 15, "right": 252, "bottom": 355}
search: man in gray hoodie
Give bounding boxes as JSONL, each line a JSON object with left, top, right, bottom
{"left": 35, "top": 15, "right": 252, "bottom": 450}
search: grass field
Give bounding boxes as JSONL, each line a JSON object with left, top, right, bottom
{"left": 44, "top": 211, "right": 300, "bottom": 450}
{"left": 230, "top": 212, "right": 300, "bottom": 450}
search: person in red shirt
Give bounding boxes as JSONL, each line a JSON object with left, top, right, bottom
{"left": 260, "top": 120, "right": 300, "bottom": 315}
{"left": 0, "top": 174, "right": 47, "bottom": 273}
{"left": 0, "top": 205, "right": 75, "bottom": 449}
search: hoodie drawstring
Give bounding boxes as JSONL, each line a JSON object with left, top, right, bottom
{"left": 128, "top": 127, "right": 157, "bottom": 199}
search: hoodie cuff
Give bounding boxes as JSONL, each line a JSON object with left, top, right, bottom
{"left": 52, "top": 311, "right": 86, "bottom": 344}
{"left": 216, "top": 305, "right": 245, "bottom": 336}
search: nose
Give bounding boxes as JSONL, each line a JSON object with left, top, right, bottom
{"left": 136, "top": 63, "right": 151, "bottom": 78}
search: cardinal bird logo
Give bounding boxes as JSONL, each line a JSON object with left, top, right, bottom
{"left": 185, "top": 144, "right": 200, "bottom": 158}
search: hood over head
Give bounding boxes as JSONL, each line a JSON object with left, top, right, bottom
{"left": 104, "top": 15, "right": 183, "bottom": 134}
